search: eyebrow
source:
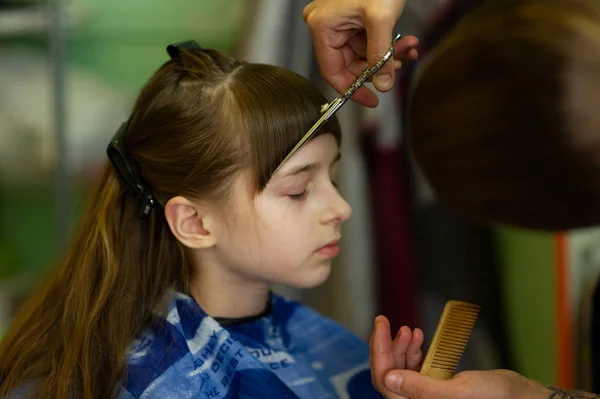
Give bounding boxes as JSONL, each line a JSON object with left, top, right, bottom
{"left": 278, "top": 152, "right": 341, "bottom": 179}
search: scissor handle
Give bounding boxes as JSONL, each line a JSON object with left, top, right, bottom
{"left": 273, "top": 33, "right": 405, "bottom": 174}
{"left": 341, "top": 33, "right": 403, "bottom": 100}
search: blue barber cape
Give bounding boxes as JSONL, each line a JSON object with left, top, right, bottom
{"left": 122, "top": 292, "right": 382, "bottom": 398}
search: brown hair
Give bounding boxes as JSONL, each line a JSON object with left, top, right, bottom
{"left": 408, "top": 0, "right": 600, "bottom": 230}
{"left": 0, "top": 48, "right": 340, "bottom": 398}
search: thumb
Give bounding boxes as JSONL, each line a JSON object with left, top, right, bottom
{"left": 365, "top": 11, "right": 398, "bottom": 92}
{"left": 384, "top": 370, "right": 460, "bottom": 399}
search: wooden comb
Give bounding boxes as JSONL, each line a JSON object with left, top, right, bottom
{"left": 419, "top": 300, "right": 480, "bottom": 379}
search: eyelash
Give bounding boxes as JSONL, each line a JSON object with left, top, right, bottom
{"left": 289, "top": 191, "right": 308, "bottom": 201}
{"left": 288, "top": 180, "right": 337, "bottom": 201}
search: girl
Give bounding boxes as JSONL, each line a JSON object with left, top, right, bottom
{"left": 0, "top": 41, "right": 423, "bottom": 398}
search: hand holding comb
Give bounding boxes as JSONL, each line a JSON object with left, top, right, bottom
{"left": 420, "top": 300, "right": 480, "bottom": 379}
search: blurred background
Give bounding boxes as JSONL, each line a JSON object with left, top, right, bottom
{"left": 1, "top": 0, "right": 599, "bottom": 392}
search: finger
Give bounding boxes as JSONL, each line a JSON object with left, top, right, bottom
{"left": 370, "top": 315, "right": 394, "bottom": 389}
{"left": 406, "top": 48, "right": 419, "bottom": 60}
{"left": 339, "top": 42, "right": 382, "bottom": 106}
{"left": 347, "top": 59, "right": 404, "bottom": 81}
{"left": 384, "top": 370, "right": 461, "bottom": 399}
{"left": 340, "top": 41, "right": 368, "bottom": 75}
{"left": 323, "top": 54, "right": 379, "bottom": 107}
{"left": 370, "top": 319, "right": 412, "bottom": 399}
{"left": 393, "top": 48, "right": 418, "bottom": 63}
{"left": 338, "top": 40, "right": 380, "bottom": 106}
{"left": 305, "top": 10, "right": 361, "bottom": 100}
{"left": 301, "top": 2, "right": 315, "bottom": 22}
{"left": 346, "top": 58, "right": 368, "bottom": 77}
{"left": 364, "top": 12, "right": 397, "bottom": 92}
{"left": 406, "top": 328, "right": 424, "bottom": 371}
{"left": 347, "top": 84, "right": 379, "bottom": 107}
{"left": 346, "top": 34, "right": 408, "bottom": 68}
{"left": 347, "top": 31, "right": 367, "bottom": 59}
{"left": 311, "top": 33, "right": 353, "bottom": 94}
{"left": 391, "top": 326, "right": 412, "bottom": 369}
{"left": 392, "top": 35, "right": 420, "bottom": 58}
{"left": 305, "top": 9, "right": 380, "bottom": 106}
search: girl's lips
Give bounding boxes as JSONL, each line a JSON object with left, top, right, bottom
{"left": 317, "top": 239, "right": 340, "bottom": 257}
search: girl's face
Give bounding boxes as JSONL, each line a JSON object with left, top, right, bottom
{"left": 210, "top": 133, "right": 352, "bottom": 289}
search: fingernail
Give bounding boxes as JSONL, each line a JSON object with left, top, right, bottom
{"left": 385, "top": 373, "right": 403, "bottom": 390}
{"left": 375, "top": 74, "right": 393, "bottom": 91}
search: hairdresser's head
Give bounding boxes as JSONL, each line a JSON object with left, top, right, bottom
{"left": 409, "top": 0, "right": 600, "bottom": 230}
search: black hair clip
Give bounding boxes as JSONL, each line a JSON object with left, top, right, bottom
{"left": 106, "top": 122, "right": 157, "bottom": 218}
{"left": 106, "top": 40, "right": 202, "bottom": 218}
{"left": 166, "top": 40, "right": 202, "bottom": 59}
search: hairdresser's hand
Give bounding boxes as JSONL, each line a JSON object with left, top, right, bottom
{"left": 370, "top": 315, "right": 424, "bottom": 399}
{"left": 303, "top": 0, "right": 419, "bottom": 108}
{"left": 376, "top": 367, "right": 568, "bottom": 399}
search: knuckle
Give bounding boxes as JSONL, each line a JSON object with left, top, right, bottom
{"left": 368, "top": 52, "right": 386, "bottom": 64}
{"left": 364, "top": 7, "right": 392, "bottom": 24}
{"left": 412, "top": 380, "right": 426, "bottom": 398}
{"left": 301, "top": 5, "right": 310, "bottom": 21}
{"left": 301, "top": 2, "right": 317, "bottom": 23}
{"left": 302, "top": 9, "right": 318, "bottom": 28}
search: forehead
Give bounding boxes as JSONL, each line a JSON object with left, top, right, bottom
{"left": 227, "top": 134, "right": 341, "bottom": 203}
{"left": 277, "top": 133, "right": 339, "bottom": 168}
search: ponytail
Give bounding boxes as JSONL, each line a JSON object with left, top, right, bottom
{"left": 0, "top": 166, "right": 189, "bottom": 398}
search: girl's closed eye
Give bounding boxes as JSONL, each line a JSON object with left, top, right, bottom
{"left": 287, "top": 182, "right": 312, "bottom": 200}
{"left": 288, "top": 190, "right": 308, "bottom": 200}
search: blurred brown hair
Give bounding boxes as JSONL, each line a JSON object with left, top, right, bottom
{"left": 0, "top": 47, "right": 340, "bottom": 398}
{"left": 408, "top": 0, "right": 600, "bottom": 230}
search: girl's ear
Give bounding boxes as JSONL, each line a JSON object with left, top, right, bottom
{"left": 164, "top": 196, "right": 217, "bottom": 249}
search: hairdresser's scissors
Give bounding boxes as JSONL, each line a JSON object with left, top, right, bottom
{"left": 274, "top": 33, "right": 403, "bottom": 173}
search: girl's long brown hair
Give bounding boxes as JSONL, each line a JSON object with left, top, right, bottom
{"left": 0, "top": 48, "right": 340, "bottom": 398}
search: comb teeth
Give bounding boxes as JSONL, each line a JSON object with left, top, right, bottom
{"left": 420, "top": 301, "right": 480, "bottom": 379}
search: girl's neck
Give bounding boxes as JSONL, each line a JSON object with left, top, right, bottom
{"left": 188, "top": 263, "right": 271, "bottom": 319}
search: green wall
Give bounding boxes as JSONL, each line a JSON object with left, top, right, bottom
{"left": 495, "top": 227, "right": 556, "bottom": 384}
{"left": 1, "top": 0, "right": 247, "bottom": 279}
{"left": 66, "top": 0, "right": 248, "bottom": 90}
